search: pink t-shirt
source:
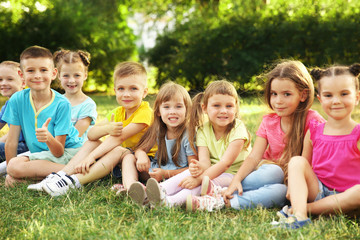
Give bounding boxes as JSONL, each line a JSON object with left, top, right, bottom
{"left": 256, "top": 109, "right": 325, "bottom": 162}
{"left": 310, "top": 121, "right": 360, "bottom": 192}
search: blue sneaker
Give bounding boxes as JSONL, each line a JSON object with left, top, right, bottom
{"left": 281, "top": 216, "right": 312, "bottom": 229}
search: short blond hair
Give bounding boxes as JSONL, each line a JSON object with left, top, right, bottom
{"left": 113, "top": 61, "right": 147, "bottom": 85}
{"left": 0, "top": 61, "right": 21, "bottom": 72}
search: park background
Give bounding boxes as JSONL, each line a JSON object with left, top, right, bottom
{"left": 1, "top": 0, "right": 360, "bottom": 239}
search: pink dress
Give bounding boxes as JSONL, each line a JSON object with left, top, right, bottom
{"left": 310, "top": 121, "right": 360, "bottom": 192}
{"left": 256, "top": 109, "right": 325, "bottom": 162}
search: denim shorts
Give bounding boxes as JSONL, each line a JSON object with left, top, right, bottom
{"left": 315, "top": 178, "right": 341, "bottom": 201}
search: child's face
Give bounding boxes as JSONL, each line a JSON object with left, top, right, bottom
{"left": 20, "top": 58, "right": 57, "bottom": 93}
{"left": 0, "top": 66, "right": 24, "bottom": 97}
{"left": 114, "top": 74, "right": 148, "bottom": 115}
{"left": 159, "top": 95, "right": 186, "bottom": 131}
{"left": 270, "top": 78, "right": 306, "bottom": 118}
{"left": 204, "top": 94, "right": 237, "bottom": 130}
{"left": 318, "top": 75, "right": 360, "bottom": 121}
{"left": 59, "top": 62, "right": 87, "bottom": 95}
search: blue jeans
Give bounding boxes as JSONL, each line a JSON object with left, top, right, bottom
{"left": 0, "top": 141, "right": 29, "bottom": 162}
{"left": 230, "top": 164, "right": 287, "bottom": 209}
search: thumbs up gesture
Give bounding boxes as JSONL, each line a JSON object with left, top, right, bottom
{"left": 36, "top": 118, "right": 51, "bottom": 142}
{"left": 109, "top": 113, "right": 123, "bottom": 137}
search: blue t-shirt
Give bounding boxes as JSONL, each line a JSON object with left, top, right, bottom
{"left": 70, "top": 97, "right": 97, "bottom": 141}
{"left": 3, "top": 89, "right": 83, "bottom": 153}
{"left": 0, "top": 100, "right": 25, "bottom": 142}
{"left": 150, "top": 132, "right": 195, "bottom": 171}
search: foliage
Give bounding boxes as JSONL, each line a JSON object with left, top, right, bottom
{"left": 0, "top": 0, "right": 135, "bottom": 90}
{"left": 144, "top": 0, "right": 360, "bottom": 91}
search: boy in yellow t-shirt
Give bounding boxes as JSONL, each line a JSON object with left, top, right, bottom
{"left": 29, "top": 62, "right": 157, "bottom": 196}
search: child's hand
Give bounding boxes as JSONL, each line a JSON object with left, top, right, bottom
{"left": 74, "top": 156, "right": 96, "bottom": 174}
{"left": 149, "top": 168, "right": 164, "bottom": 182}
{"left": 109, "top": 114, "right": 123, "bottom": 137}
{"left": 136, "top": 157, "right": 150, "bottom": 172}
{"left": 189, "top": 159, "right": 203, "bottom": 177}
{"left": 179, "top": 176, "right": 201, "bottom": 189}
{"left": 36, "top": 118, "right": 51, "bottom": 142}
{"left": 222, "top": 182, "right": 243, "bottom": 205}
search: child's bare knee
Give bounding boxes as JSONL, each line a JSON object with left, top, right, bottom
{"left": 7, "top": 159, "right": 23, "bottom": 178}
{"left": 288, "top": 156, "right": 307, "bottom": 170}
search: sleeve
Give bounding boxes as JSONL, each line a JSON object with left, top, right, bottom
{"left": 305, "top": 110, "right": 326, "bottom": 133}
{"left": 78, "top": 98, "right": 97, "bottom": 125}
{"left": 228, "top": 120, "right": 250, "bottom": 145}
{"left": 182, "top": 134, "right": 196, "bottom": 157}
{"left": 131, "top": 103, "right": 153, "bottom": 126}
{"left": 2, "top": 94, "right": 20, "bottom": 126}
{"left": 309, "top": 120, "right": 320, "bottom": 142}
{"left": 0, "top": 101, "right": 8, "bottom": 123}
{"left": 196, "top": 127, "right": 207, "bottom": 147}
{"left": 255, "top": 115, "right": 268, "bottom": 139}
{"left": 53, "top": 100, "right": 73, "bottom": 136}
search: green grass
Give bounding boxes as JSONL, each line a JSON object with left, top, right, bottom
{"left": 1, "top": 94, "right": 359, "bottom": 239}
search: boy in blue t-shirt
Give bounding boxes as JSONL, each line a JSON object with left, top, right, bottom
{"left": 0, "top": 61, "right": 28, "bottom": 175}
{"left": 3, "top": 46, "right": 83, "bottom": 187}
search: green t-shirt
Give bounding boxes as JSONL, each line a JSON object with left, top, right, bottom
{"left": 196, "top": 119, "right": 251, "bottom": 174}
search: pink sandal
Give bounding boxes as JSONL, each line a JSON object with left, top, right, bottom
{"left": 111, "top": 184, "right": 127, "bottom": 195}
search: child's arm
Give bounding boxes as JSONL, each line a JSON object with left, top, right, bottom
{"left": 180, "top": 139, "right": 246, "bottom": 189}
{"left": 222, "top": 136, "right": 267, "bottom": 202}
{"left": 74, "top": 117, "right": 92, "bottom": 137}
{"left": 150, "top": 155, "right": 197, "bottom": 181}
{"left": 87, "top": 114, "right": 122, "bottom": 140}
{"left": 301, "top": 130, "right": 313, "bottom": 163}
{"left": 75, "top": 122, "right": 147, "bottom": 174}
{"left": 36, "top": 118, "right": 66, "bottom": 158}
{"left": 135, "top": 149, "right": 151, "bottom": 172}
{"left": 5, "top": 125, "right": 21, "bottom": 164}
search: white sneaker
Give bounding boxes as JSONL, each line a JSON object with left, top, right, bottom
{"left": 42, "top": 175, "right": 76, "bottom": 197}
{"left": 27, "top": 172, "right": 62, "bottom": 191}
{"left": 186, "top": 195, "right": 225, "bottom": 212}
{"left": 145, "top": 178, "right": 168, "bottom": 207}
{"left": 200, "top": 176, "right": 225, "bottom": 198}
{"left": 0, "top": 161, "right": 7, "bottom": 177}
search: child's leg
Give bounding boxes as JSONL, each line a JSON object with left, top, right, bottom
{"left": 160, "top": 169, "right": 192, "bottom": 195}
{"left": 61, "top": 140, "right": 102, "bottom": 175}
{"left": 76, "top": 146, "right": 130, "bottom": 185}
{"left": 7, "top": 156, "right": 64, "bottom": 179}
{"left": 229, "top": 183, "right": 287, "bottom": 209}
{"left": 287, "top": 156, "right": 319, "bottom": 220}
{"left": 241, "top": 164, "right": 284, "bottom": 191}
{"left": 121, "top": 153, "right": 139, "bottom": 189}
{"left": 307, "top": 184, "right": 360, "bottom": 215}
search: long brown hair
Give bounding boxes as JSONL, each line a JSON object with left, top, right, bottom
{"left": 53, "top": 49, "right": 91, "bottom": 73}
{"left": 135, "top": 82, "right": 192, "bottom": 167}
{"left": 188, "top": 80, "right": 241, "bottom": 153}
{"left": 264, "top": 60, "right": 314, "bottom": 181}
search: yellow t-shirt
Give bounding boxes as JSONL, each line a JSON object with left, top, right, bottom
{"left": 106, "top": 101, "right": 157, "bottom": 157}
{"left": 196, "top": 119, "right": 251, "bottom": 174}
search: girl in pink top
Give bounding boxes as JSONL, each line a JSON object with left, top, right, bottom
{"left": 282, "top": 63, "right": 360, "bottom": 229}
{"left": 217, "top": 60, "right": 326, "bottom": 211}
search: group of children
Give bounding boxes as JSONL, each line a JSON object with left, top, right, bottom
{"left": 0, "top": 45, "right": 359, "bottom": 229}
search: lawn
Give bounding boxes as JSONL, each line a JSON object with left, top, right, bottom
{"left": 0, "top": 94, "right": 359, "bottom": 239}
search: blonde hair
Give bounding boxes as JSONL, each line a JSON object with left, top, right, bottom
{"left": 113, "top": 62, "right": 147, "bottom": 85}
{"left": 136, "top": 82, "right": 192, "bottom": 167}
{"left": 20, "top": 46, "right": 53, "bottom": 69}
{"left": 0, "top": 61, "right": 21, "bottom": 72}
{"left": 189, "top": 80, "right": 241, "bottom": 153}
{"left": 53, "top": 49, "right": 90, "bottom": 73}
{"left": 264, "top": 60, "right": 314, "bottom": 182}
